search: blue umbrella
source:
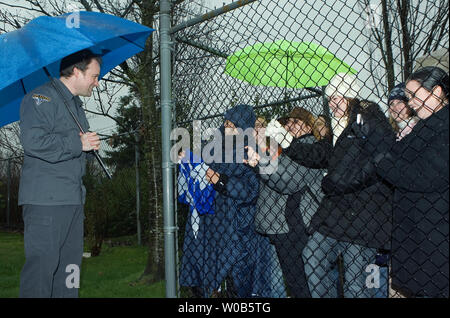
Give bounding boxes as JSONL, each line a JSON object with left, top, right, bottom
{"left": 0, "top": 11, "right": 154, "bottom": 128}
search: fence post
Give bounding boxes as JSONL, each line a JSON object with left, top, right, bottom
{"left": 160, "top": 0, "right": 177, "bottom": 298}
{"left": 134, "top": 131, "right": 142, "bottom": 246}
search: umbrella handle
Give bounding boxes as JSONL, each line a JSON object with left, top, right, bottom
{"left": 69, "top": 118, "right": 113, "bottom": 180}
{"left": 59, "top": 97, "right": 113, "bottom": 180}
{"left": 45, "top": 69, "right": 112, "bottom": 179}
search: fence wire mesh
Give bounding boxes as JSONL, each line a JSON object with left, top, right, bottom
{"left": 172, "top": 0, "right": 449, "bottom": 298}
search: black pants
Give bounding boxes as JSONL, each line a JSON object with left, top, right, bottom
{"left": 268, "top": 195, "right": 311, "bottom": 298}
{"left": 20, "top": 205, "right": 84, "bottom": 298}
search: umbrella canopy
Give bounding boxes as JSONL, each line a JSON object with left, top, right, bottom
{"left": 0, "top": 11, "right": 154, "bottom": 127}
{"left": 225, "top": 40, "right": 357, "bottom": 89}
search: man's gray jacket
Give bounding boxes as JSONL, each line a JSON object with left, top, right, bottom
{"left": 255, "top": 135, "right": 326, "bottom": 235}
{"left": 19, "top": 78, "right": 90, "bottom": 206}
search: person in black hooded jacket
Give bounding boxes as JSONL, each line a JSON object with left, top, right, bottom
{"left": 374, "top": 67, "right": 449, "bottom": 298}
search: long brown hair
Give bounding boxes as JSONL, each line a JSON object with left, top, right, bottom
{"left": 312, "top": 115, "right": 332, "bottom": 141}
{"left": 344, "top": 98, "right": 360, "bottom": 118}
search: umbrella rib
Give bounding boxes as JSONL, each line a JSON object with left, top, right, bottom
{"left": 20, "top": 79, "right": 26, "bottom": 95}
{"left": 43, "top": 67, "right": 52, "bottom": 79}
{"left": 120, "top": 36, "right": 145, "bottom": 50}
{"left": 257, "top": 51, "right": 283, "bottom": 85}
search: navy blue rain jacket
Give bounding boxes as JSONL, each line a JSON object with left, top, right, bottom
{"left": 202, "top": 105, "right": 263, "bottom": 297}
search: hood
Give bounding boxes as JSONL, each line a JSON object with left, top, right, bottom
{"left": 224, "top": 104, "right": 256, "bottom": 131}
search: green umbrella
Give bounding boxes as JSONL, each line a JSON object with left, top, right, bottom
{"left": 225, "top": 40, "right": 357, "bottom": 89}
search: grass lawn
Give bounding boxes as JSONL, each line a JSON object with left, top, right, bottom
{"left": 0, "top": 231, "right": 165, "bottom": 298}
{"left": 0, "top": 231, "right": 23, "bottom": 298}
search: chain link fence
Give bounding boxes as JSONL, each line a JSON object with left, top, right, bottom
{"left": 171, "top": 0, "right": 449, "bottom": 298}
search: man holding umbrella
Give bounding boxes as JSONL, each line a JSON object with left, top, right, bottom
{"left": 0, "top": 10, "right": 153, "bottom": 298}
{"left": 18, "top": 49, "right": 101, "bottom": 298}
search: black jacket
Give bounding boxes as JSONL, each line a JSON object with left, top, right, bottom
{"left": 285, "top": 101, "right": 395, "bottom": 249}
{"left": 375, "top": 106, "right": 449, "bottom": 298}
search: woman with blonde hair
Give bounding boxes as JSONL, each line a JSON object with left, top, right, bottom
{"left": 312, "top": 115, "right": 332, "bottom": 142}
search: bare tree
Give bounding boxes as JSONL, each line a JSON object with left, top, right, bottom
{"left": 360, "top": 0, "right": 449, "bottom": 95}
{"left": 0, "top": 123, "right": 22, "bottom": 159}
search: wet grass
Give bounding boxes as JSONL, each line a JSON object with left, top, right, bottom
{"left": 0, "top": 231, "right": 165, "bottom": 298}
